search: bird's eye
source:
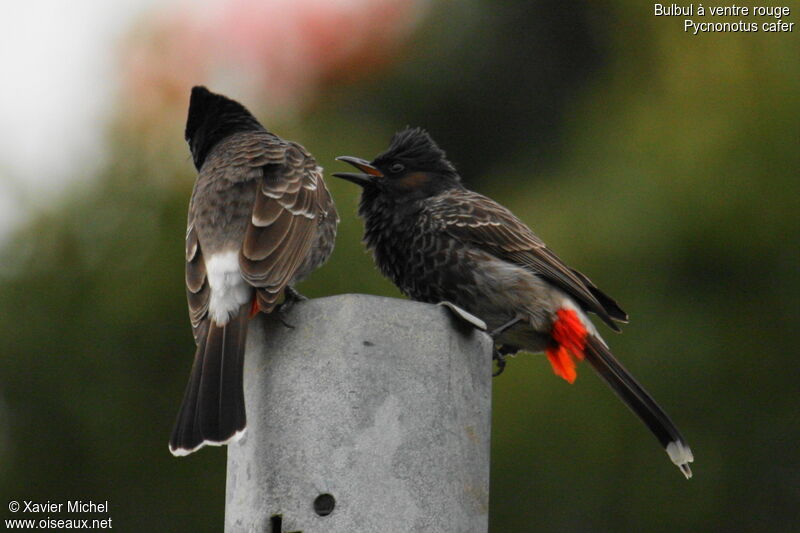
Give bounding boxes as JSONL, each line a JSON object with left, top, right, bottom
{"left": 390, "top": 163, "right": 405, "bottom": 174}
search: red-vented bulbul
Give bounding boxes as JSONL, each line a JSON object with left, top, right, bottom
{"left": 169, "top": 86, "right": 338, "bottom": 456}
{"left": 334, "top": 127, "right": 693, "bottom": 478}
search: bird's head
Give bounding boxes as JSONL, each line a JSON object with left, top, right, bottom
{"left": 334, "top": 127, "right": 460, "bottom": 199}
{"left": 185, "top": 86, "right": 264, "bottom": 170}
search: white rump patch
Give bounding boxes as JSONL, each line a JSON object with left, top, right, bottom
{"left": 206, "top": 251, "right": 250, "bottom": 325}
{"left": 169, "top": 427, "right": 247, "bottom": 457}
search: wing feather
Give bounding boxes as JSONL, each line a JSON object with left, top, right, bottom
{"left": 239, "top": 144, "right": 324, "bottom": 313}
{"left": 434, "top": 190, "right": 627, "bottom": 330}
{"left": 185, "top": 222, "right": 210, "bottom": 344}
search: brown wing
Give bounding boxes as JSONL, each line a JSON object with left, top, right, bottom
{"left": 433, "top": 189, "right": 627, "bottom": 331}
{"left": 185, "top": 220, "right": 210, "bottom": 345}
{"left": 239, "top": 143, "right": 325, "bottom": 313}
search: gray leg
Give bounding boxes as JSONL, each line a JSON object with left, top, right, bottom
{"left": 489, "top": 316, "right": 523, "bottom": 339}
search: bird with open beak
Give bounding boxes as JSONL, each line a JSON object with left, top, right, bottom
{"left": 333, "top": 127, "right": 693, "bottom": 478}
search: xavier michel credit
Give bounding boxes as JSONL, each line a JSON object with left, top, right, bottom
{"left": 20, "top": 499, "right": 109, "bottom": 513}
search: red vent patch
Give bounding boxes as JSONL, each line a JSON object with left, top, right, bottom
{"left": 545, "top": 308, "right": 588, "bottom": 384}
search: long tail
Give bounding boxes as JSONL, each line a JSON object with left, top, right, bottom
{"left": 583, "top": 335, "right": 694, "bottom": 478}
{"left": 169, "top": 305, "right": 248, "bottom": 456}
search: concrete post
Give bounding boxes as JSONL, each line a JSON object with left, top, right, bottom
{"left": 225, "top": 294, "right": 493, "bottom": 533}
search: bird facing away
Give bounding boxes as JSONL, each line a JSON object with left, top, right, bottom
{"left": 334, "top": 127, "right": 693, "bottom": 478}
{"left": 169, "top": 86, "right": 338, "bottom": 456}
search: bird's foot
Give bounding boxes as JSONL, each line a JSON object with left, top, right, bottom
{"left": 492, "top": 345, "right": 520, "bottom": 377}
{"left": 492, "top": 348, "right": 506, "bottom": 377}
{"left": 276, "top": 286, "right": 307, "bottom": 328}
{"left": 283, "top": 286, "right": 308, "bottom": 306}
{"left": 277, "top": 316, "right": 296, "bottom": 329}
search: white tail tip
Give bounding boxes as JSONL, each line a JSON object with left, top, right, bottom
{"left": 666, "top": 440, "right": 694, "bottom": 479}
{"left": 169, "top": 427, "right": 247, "bottom": 457}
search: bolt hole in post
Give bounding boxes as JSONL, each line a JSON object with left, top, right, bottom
{"left": 270, "top": 514, "right": 301, "bottom": 533}
{"left": 313, "top": 493, "right": 336, "bottom": 517}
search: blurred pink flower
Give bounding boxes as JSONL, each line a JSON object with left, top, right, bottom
{"left": 121, "top": 0, "right": 424, "bottom": 127}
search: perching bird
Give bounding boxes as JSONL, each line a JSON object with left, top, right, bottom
{"left": 169, "top": 86, "right": 338, "bottom": 456}
{"left": 333, "top": 127, "right": 693, "bottom": 478}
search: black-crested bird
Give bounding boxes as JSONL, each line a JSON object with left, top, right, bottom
{"left": 170, "top": 86, "right": 338, "bottom": 456}
{"left": 333, "top": 127, "right": 693, "bottom": 478}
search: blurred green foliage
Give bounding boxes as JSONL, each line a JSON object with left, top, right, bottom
{"left": 1, "top": 1, "right": 799, "bottom": 531}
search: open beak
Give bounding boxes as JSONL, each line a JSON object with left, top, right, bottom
{"left": 333, "top": 156, "right": 383, "bottom": 186}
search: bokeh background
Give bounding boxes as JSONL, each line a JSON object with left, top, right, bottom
{"left": 1, "top": 0, "right": 798, "bottom": 531}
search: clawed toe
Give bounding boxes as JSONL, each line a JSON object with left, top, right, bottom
{"left": 492, "top": 345, "right": 520, "bottom": 377}
{"left": 492, "top": 349, "right": 507, "bottom": 377}
{"left": 276, "top": 286, "right": 307, "bottom": 321}
{"left": 277, "top": 316, "right": 296, "bottom": 329}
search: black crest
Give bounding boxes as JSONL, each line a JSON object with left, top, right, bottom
{"left": 373, "top": 127, "right": 458, "bottom": 179}
{"left": 185, "top": 86, "right": 265, "bottom": 170}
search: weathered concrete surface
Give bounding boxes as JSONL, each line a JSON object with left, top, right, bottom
{"left": 225, "top": 294, "right": 493, "bottom": 533}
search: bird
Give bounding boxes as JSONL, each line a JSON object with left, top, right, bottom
{"left": 333, "top": 127, "right": 693, "bottom": 478}
{"left": 169, "top": 86, "right": 338, "bottom": 456}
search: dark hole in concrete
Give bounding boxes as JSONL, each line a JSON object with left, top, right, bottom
{"left": 363, "top": 340, "right": 374, "bottom": 346}
{"left": 270, "top": 514, "right": 302, "bottom": 533}
{"left": 313, "top": 493, "right": 335, "bottom": 517}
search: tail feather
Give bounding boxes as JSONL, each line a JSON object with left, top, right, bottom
{"left": 568, "top": 267, "right": 628, "bottom": 325}
{"left": 169, "top": 305, "right": 248, "bottom": 456}
{"left": 584, "top": 335, "right": 694, "bottom": 478}
{"left": 169, "top": 344, "right": 205, "bottom": 453}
